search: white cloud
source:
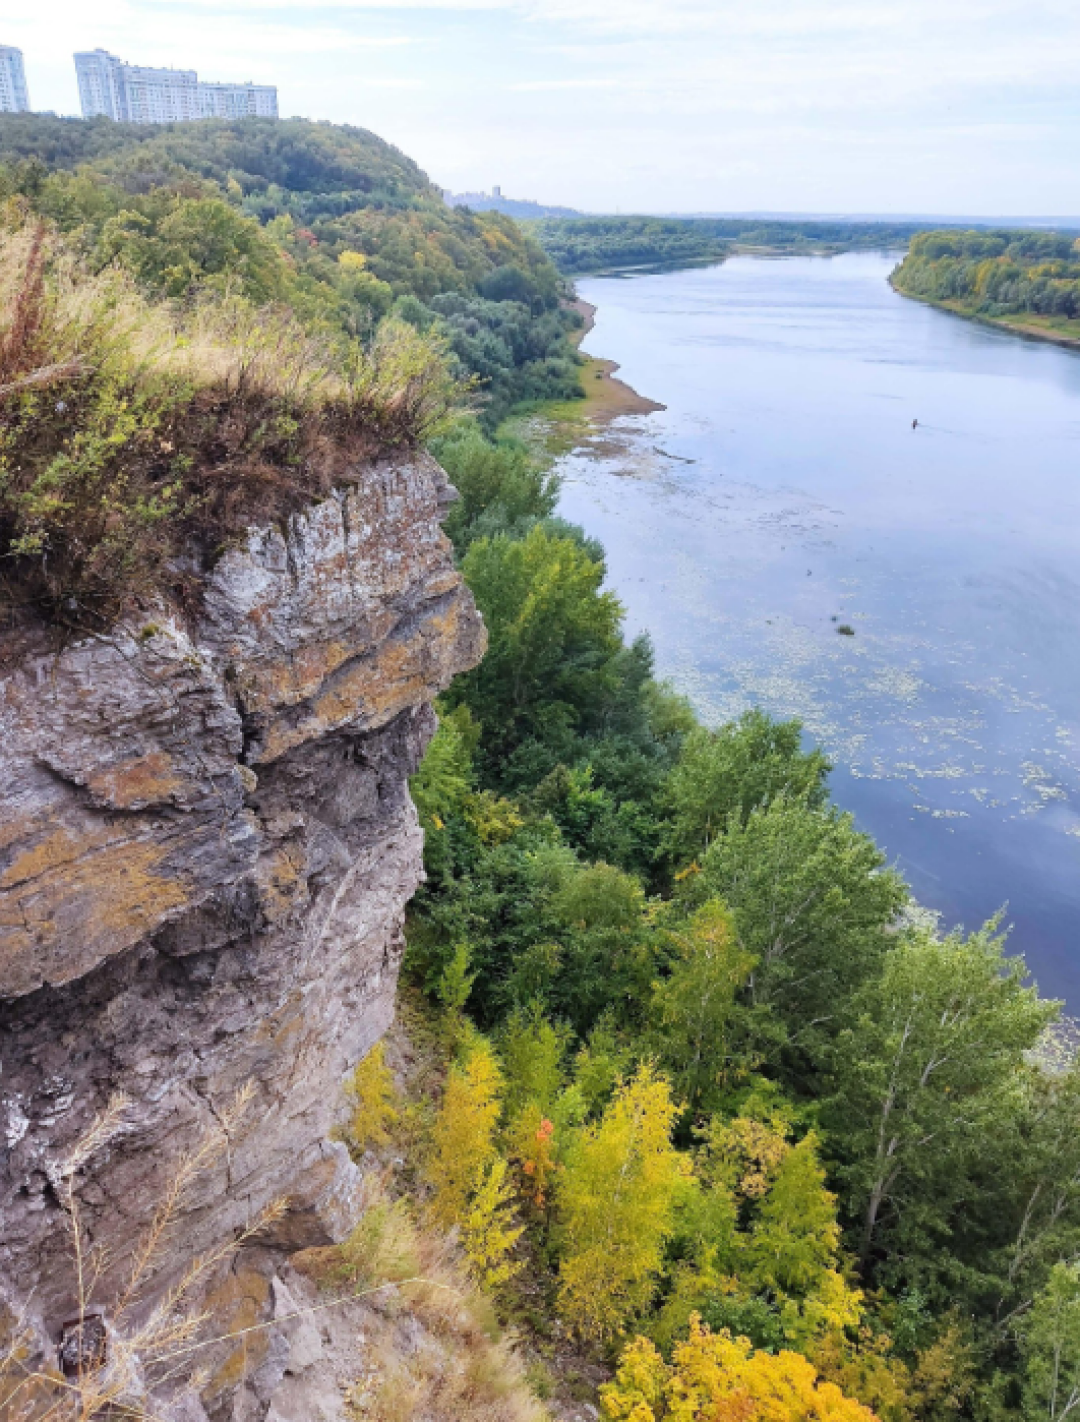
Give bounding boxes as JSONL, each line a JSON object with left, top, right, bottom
{"left": 507, "top": 77, "right": 617, "bottom": 90}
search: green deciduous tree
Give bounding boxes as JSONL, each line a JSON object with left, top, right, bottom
{"left": 497, "top": 1003, "right": 571, "bottom": 1121}
{"left": 649, "top": 899, "right": 756, "bottom": 1118}
{"left": 98, "top": 196, "right": 288, "bottom": 302}
{"left": 694, "top": 797, "right": 907, "bottom": 1064}
{"left": 998, "top": 1062, "right": 1080, "bottom": 1325}
{"left": 455, "top": 525, "right": 624, "bottom": 757}
{"left": 1022, "top": 1263, "right": 1080, "bottom": 1422}
{"left": 430, "top": 420, "right": 558, "bottom": 552}
{"left": 826, "top": 920, "right": 1056, "bottom": 1285}
{"left": 662, "top": 710, "right": 831, "bottom": 868}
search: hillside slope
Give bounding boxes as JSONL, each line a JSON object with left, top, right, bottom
{"left": 0, "top": 114, "right": 583, "bottom": 423}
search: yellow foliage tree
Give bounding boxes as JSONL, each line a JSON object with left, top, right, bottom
{"left": 460, "top": 1156, "right": 524, "bottom": 1291}
{"left": 704, "top": 1110, "right": 791, "bottom": 1201}
{"left": 342, "top": 1041, "right": 400, "bottom": 1154}
{"left": 689, "top": 1113, "right": 863, "bottom": 1352}
{"left": 810, "top": 1326, "right": 914, "bottom": 1422}
{"left": 601, "top": 1315, "right": 880, "bottom": 1422}
{"left": 427, "top": 1036, "right": 503, "bottom": 1229}
{"left": 556, "top": 1065, "right": 690, "bottom": 1340}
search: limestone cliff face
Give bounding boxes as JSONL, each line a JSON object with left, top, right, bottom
{"left": 0, "top": 453, "right": 484, "bottom": 1391}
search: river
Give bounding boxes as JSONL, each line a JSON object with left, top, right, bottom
{"left": 553, "top": 251, "right": 1080, "bottom": 1004}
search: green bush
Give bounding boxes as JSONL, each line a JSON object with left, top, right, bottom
{"left": 0, "top": 223, "right": 464, "bottom": 625}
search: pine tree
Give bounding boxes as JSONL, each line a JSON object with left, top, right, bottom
{"left": 460, "top": 1156, "right": 524, "bottom": 1291}
{"left": 748, "top": 1133, "right": 841, "bottom": 1297}
{"left": 342, "top": 1041, "right": 400, "bottom": 1154}
{"left": 649, "top": 899, "right": 755, "bottom": 1117}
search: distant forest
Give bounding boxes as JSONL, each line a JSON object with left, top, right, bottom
{"left": 530, "top": 215, "right": 932, "bottom": 274}
{"left": 446, "top": 190, "right": 584, "bottom": 220}
{"left": 893, "top": 229, "right": 1080, "bottom": 327}
{"left": 0, "top": 113, "right": 584, "bottom": 426}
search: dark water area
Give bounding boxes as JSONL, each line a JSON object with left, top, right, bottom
{"left": 553, "top": 252, "right": 1080, "bottom": 1004}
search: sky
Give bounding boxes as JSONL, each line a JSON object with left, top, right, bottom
{"left": 7, "top": 0, "right": 1080, "bottom": 216}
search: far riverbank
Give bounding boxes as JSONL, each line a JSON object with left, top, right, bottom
{"left": 890, "top": 279, "right": 1080, "bottom": 351}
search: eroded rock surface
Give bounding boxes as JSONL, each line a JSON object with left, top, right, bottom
{"left": 0, "top": 453, "right": 484, "bottom": 1405}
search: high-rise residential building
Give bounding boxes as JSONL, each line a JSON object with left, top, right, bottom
{"left": 75, "top": 50, "right": 196, "bottom": 121}
{"left": 74, "top": 49, "right": 277, "bottom": 124}
{"left": 74, "top": 50, "right": 123, "bottom": 119}
{"left": 197, "top": 81, "right": 278, "bottom": 119}
{"left": 0, "top": 45, "right": 31, "bottom": 113}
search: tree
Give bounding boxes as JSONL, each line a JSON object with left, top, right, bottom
{"left": 455, "top": 525, "right": 624, "bottom": 757}
{"left": 427, "top": 1035, "right": 504, "bottom": 1229}
{"left": 600, "top": 1315, "right": 880, "bottom": 1422}
{"left": 506, "top": 1105, "right": 562, "bottom": 1212}
{"left": 98, "top": 196, "right": 287, "bottom": 302}
{"left": 431, "top": 420, "right": 558, "bottom": 552}
{"left": 748, "top": 1134, "right": 843, "bottom": 1298}
{"left": 826, "top": 921, "right": 1056, "bottom": 1285}
{"left": 547, "top": 860, "right": 653, "bottom": 1033}
{"left": 649, "top": 899, "right": 755, "bottom": 1117}
{"left": 666, "top": 1112, "right": 861, "bottom": 1354}
{"left": 695, "top": 797, "right": 907, "bottom": 1060}
{"left": 997, "top": 1062, "right": 1080, "bottom": 1326}
{"left": 1022, "top": 1263, "right": 1080, "bottom": 1422}
{"left": 459, "top": 1157, "right": 524, "bottom": 1291}
{"left": 409, "top": 705, "right": 475, "bottom": 832}
{"left": 662, "top": 711, "right": 831, "bottom": 869}
{"left": 342, "top": 1041, "right": 400, "bottom": 1154}
{"left": 497, "top": 1002, "right": 570, "bottom": 1121}
{"left": 556, "top": 1065, "right": 689, "bottom": 1339}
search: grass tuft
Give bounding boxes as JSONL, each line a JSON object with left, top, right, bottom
{"left": 0, "top": 222, "right": 469, "bottom": 629}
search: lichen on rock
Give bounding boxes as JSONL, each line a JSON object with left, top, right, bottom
{"left": 0, "top": 450, "right": 485, "bottom": 1417}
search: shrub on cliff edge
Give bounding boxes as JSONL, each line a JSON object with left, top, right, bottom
{"left": 0, "top": 222, "right": 467, "bottom": 628}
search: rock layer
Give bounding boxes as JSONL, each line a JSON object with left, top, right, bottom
{"left": 0, "top": 453, "right": 484, "bottom": 1394}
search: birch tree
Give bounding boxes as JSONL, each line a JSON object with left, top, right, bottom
{"left": 827, "top": 920, "right": 1054, "bottom": 1281}
{"left": 1023, "top": 1263, "right": 1080, "bottom": 1422}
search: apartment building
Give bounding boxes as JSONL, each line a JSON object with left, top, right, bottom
{"left": 0, "top": 45, "right": 31, "bottom": 113}
{"left": 197, "top": 81, "right": 278, "bottom": 119}
{"left": 74, "top": 49, "right": 277, "bottom": 123}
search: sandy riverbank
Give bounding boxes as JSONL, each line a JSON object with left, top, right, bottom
{"left": 570, "top": 298, "right": 666, "bottom": 422}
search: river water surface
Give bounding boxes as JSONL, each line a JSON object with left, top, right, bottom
{"left": 554, "top": 252, "right": 1080, "bottom": 1003}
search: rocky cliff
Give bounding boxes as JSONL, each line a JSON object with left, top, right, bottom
{"left": 0, "top": 452, "right": 485, "bottom": 1415}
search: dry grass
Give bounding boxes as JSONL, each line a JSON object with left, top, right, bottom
{"left": 0, "top": 1015, "right": 548, "bottom": 1421}
{"left": 0, "top": 221, "right": 469, "bottom": 628}
{"left": 0, "top": 1085, "right": 286, "bottom": 1422}
{"left": 295, "top": 1173, "right": 548, "bottom": 1422}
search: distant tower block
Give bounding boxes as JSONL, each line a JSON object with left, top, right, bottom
{"left": 0, "top": 46, "right": 31, "bottom": 112}
{"left": 74, "top": 48, "right": 278, "bottom": 123}
{"left": 492, "top": 185, "right": 502, "bottom": 199}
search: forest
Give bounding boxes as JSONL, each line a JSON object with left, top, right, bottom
{"left": 4, "top": 114, "right": 1080, "bottom": 1422}
{"left": 892, "top": 229, "right": 1080, "bottom": 330}
{"left": 0, "top": 113, "right": 584, "bottom": 426}
{"left": 404, "top": 412, "right": 1080, "bottom": 1422}
{"left": 531, "top": 215, "right": 932, "bottom": 274}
